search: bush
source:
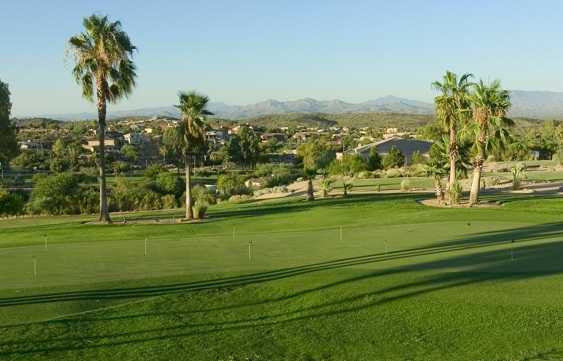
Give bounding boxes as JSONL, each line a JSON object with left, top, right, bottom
{"left": 384, "top": 168, "right": 404, "bottom": 178}
{"left": 193, "top": 200, "right": 208, "bottom": 219}
{"left": 161, "top": 194, "right": 178, "bottom": 209}
{"left": 144, "top": 164, "right": 167, "bottom": 179}
{"left": 383, "top": 146, "right": 405, "bottom": 169}
{"left": 357, "top": 171, "right": 372, "bottom": 179}
{"left": 400, "top": 179, "right": 411, "bottom": 192}
{"left": 411, "top": 150, "right": 426, "bottom": 165}
{"left": 79, "top": 166, "right": 99, "bottom": 178}
{"left": 78, "top": 185, "right": 99, "bottom": 214}
{"left": 28, "top": 173, "right": 80, "bottom": 215}
{"left": 367, "top": 147, "right": 382, "bottom": 171}
{"left": 228, "top": 194, "right": 253, "bottom": 203}
{"left": 329, "top": 155, "right": 367, "bottom": 177}
{"left": 254, "top": 163, "right": 296, "bottom": 187}
{"left": 110, "top": 177, "right": 136, "bottom": 212}
{"left": 138, "top": 190, "right": 163, "bottom": 211}
{"left": 155, "top": 172, "right": 185, "bottom": 198}
{"left": 0, "top": 188, "right": 25, "bottom": 217}
{"left": 217, "top": 173, "right": 251, "bottom": 198}
{"left": 448, "top": 181, "right": 462, "bottom": 205}
{"left": 192, "top": 185, "right": 216, "bottom": 205}
{"left": 406, "top": 164, "right": 429, "bottom": 177}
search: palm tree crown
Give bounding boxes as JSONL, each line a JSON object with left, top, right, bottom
{"left": 69, "top": 15, "right": 137, "bottom": 115}
{"left": 175, "top": 91, "right": 212, "bottom": 151}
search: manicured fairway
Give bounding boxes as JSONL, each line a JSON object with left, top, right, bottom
{"left": 1, "top": 194, "right": 563, "bottom": 360}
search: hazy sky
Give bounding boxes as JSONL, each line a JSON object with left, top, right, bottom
{"left": 2, "top": 0, "right": 563, "bottom": 116}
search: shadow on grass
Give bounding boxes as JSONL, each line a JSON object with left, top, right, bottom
{"left": 1, "top": 222, "right": 563, "bottom": 356}
{"left": 0, "top": 221, "right": 561, "bottom": 310}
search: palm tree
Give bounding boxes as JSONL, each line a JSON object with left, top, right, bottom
{"left": 467, "top": 80, "right": 512, "bottom": 205}
{"left": 68, "top": 14, "right": 137, "bottom": 223}
{"left": 432, "top": 71, "right": 473, "bottom": 203}
{"left": 175, "top": 91, "right": 212, "bottom": 219}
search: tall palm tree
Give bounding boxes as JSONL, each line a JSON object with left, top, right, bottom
{"left": 175, "top": 91, "right": 212, "bottom": 219}
{"left": 432, "top": 71, "right": 473, "bottom": 203}
{"left": 68, "top": 14, "right": 137, "bottom": 223}
{"left": 467, "top": 80, "right": 512, "bottom": 205}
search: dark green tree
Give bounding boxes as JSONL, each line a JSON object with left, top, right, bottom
{"left": 367, "top": 147, "right": 382, "bottom": 170}
{"left": 383, "top": 146, "right": 405, "bottom": 169}
{"left": 0, "top": 79, "right": 18, "bottom": 168}
{"left": 297, "top": 140, "right": 335, "bottom": 201}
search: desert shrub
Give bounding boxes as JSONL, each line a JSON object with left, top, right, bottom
{"left": 254, "top": 186, "right": 289, "bottom": 197}
{"left": 372, "top": 170, "right": 384, "bottom": 178}
{"left": 28, "top": 173, "right": 80, "bottom": 215}
{"left": 411, "top": 150, "right": 426, "bottom": 165}
{"left": 406, "top": 164, "right": 429, "bottom": 177}
{"left": 138, "top": 190, "right": 163, "bottom": 211}
{"left": 78, "top": 166, "right": 97, "bottom": 177}
{"left": 384, "top": 168, "right": 404, "bottom": 178}
{"left": 448, "top": 180, "right": 462, "bottom": 204}
{"left": 511, "top": 163, "right": 527, "bottom": 190}
{"left": 192, "top": 185, "right": 216, "bottom": 205}
{"left": 356, "top": 171, "right": 372, "bottom": 179}
{"left": 228, "top": 194, "right": 253, "bottom": 203}
{"left": 193, "top": 200, "right": 208, "bottom": 219}
{"left": 254, "top": 163, "right": 296, "bottom": 187}
{"left": 217, "top": 173, "right": 251, "bottom": 198}
{"left": 161, "top": 194, "right": 178, "bottom": 209}
{"left": 400, "top": 179, "right": 412, "bottom": 192}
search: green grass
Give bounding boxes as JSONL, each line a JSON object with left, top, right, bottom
{"left": 1, "top": 194, "right": 563, "bottom": 360}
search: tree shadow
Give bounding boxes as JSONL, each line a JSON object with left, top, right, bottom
{"left": 1, "top": 234, "right": 562, "bottom": 356}
{"left": 1, "top": 222, "right": 563, "bottom": 356}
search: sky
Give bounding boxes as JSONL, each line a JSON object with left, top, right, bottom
{"left": 2, "top": 0, "right": 563, "bottom": 116}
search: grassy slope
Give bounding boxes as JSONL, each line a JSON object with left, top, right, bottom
{"left": 1, "top": 195, "right": 563, "bottom": 360}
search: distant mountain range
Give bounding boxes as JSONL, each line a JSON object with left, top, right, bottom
{"left": 36, "top": 90, "right": 563, "bottom": 121}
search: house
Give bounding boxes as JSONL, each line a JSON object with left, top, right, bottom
{"left": 124, "top": 132, "right": 147, "bottom": 145}
{"left": 206, "top": 129, "right": 229, "bottom": 145}
{"left": 340, "top": 137, "right": 433, "bottom": 165}
{"left": 19, "top": 140, "right": 48, "bottom": 151}
{"left": 292, "top": 131, "right": 318, "bottom": 142}
{"left": 260, "top": 133, "right": 287, "bottom": 143}
{"left": 82, "top": 138, "right": 119, "bottom": 153}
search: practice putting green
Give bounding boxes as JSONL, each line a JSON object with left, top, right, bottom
{"left": 0, "top": 193, "right": 562, "bottom": 360}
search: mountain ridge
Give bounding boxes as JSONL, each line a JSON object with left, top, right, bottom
{"left": 31, "top": 90, "right": 563, "bottom": 121}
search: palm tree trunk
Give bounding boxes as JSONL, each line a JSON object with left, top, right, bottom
{"left": 448, "top": 126, "right": 457, "bottom": 193}
{"left": 435, "top": 177, "right": 444, "bottom": 203}
{"left": 185, "top": 153, "right": 193, "bottom": 219}
{"left": 96, "top": 87, "right": 111, "bottom": 224}
{"left": 469, "top": 140, "right": 485, "bottom": 206}
{"left": 306, "top": 179, "right": 314, "bottom": 201}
